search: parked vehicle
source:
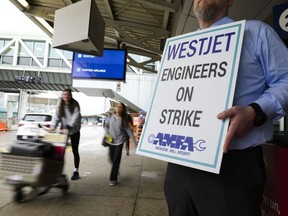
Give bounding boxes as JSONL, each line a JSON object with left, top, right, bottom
{"left": 17, "top": 113, "right": 52, "bottom": 140}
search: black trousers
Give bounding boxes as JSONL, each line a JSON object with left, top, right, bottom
{"left": 124, "top": 133, "right": 130, "bottom": 152}
{"left": 164, "top": 146, "right": 266, "bottom": 216}
{"left": 108, "top": 144, "right": 124, "bottom": 181}
{"left": 70, "top": 131, "right": 80, "bottom": 169}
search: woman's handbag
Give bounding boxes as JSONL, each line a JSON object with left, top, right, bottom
{"left": 101, "top": 135, "right": 113, "bottom": 147}
{"left": 102, "top": 136, "right": 109, "bottom": 147}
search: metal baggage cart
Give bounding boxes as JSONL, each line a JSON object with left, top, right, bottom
{"left": 0, "top": 133, "right": 69, "bottom": 202}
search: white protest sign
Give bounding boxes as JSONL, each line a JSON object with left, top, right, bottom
{"left": 136, "top": 20, "right": 245, "bottom": 174}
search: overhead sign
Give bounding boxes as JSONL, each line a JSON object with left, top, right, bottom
{"left": 15, "top": 76, "right": 41, "bottom": 84}
{"left": 136, "top": 21, "right": 245, "bottom": 174}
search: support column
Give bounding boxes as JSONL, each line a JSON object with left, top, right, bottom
{"left": 18, "top": 90, "right": 28, "bottom": 119}
{"left": 6, "top": 101, "right": 14, "bottom": 129}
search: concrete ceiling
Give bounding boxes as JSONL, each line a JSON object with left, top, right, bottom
{"left": 3, "top": 0, "right": 287, "bottom": 111}
{"left": 8, "top": 0, "right": 288, "bottom": 72}
{"left": 9, "top": 0, "right": 179, "bottom": 73}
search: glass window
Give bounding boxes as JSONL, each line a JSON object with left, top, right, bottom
{"left": 34, "top": 41, "right": 45, "bottom": 57}
{"left": 32, "top": 58, "right": 44, "bottom": 66}
{"left": 0, "top": 112, "right": 7, "bottom": 119}
{"left": 49, "top": 46, "right": 59, "bottom": 58}
{"left": 19, "top": 43, "right": 30, "bottom": 57}
{"left": 18, "top": 57, "right": 31, "bottom": 66}
{"left": 61, "top": 60, "right": 71, "bottom": 68}
{"left": 126, "top": 66, "right": 133, "bottom": 73}
{"left": 146, "top": 64, "right": 155, "bottom": 70}
{"left": 48, "top": 58, "right": 61, "bottom": 67}
{"left": 3, "top": 40, "right": 14, "bottom": 56}
{"left": 0, "top": 39, "right": 4, "bottom": 49}
{"left": 23, "top": 114, "right": 52, "bottom": 122}
{"left": 2, "top": 56, "right": 13, "bottom": 64}
{"left": 63, "top": 50, "right": 73, "bottom": 60}
{"left": 23, "top": 40, "right": 33, "bottom": 51}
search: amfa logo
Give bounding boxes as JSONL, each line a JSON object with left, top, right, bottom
{"left": 147, "top": 132, "right": 206, "bottom": 152}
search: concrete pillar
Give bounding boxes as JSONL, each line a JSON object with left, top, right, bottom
{"left": 7, "top": 101, "right": 13, "bottom": 118}
{"left": 18, "top": 91, "right": 28, "bottom": 119}
{"left": 6, "top": 101, "right": 14, "bottom": 130}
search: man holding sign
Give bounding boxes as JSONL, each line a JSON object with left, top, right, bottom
{"left": 164, "top": 0, "right": 288, "bottom": 216}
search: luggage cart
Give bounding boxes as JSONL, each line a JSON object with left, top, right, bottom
{"left": 0, "top": 133, "right": 69, "bottom": 203}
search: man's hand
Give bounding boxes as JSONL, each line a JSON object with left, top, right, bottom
{"left": 217, "top": 106, "right": 256, "bottom": 153}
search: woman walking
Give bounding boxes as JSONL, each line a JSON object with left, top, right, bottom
{"left": 104, "top": 102, "right": 137, "bottom": 186}
{"left": 50, "top": 89, "right": 82, "bottom": 180}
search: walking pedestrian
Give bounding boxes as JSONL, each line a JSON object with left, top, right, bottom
{"left": 104, "top": 102, "right": 137, "bottom": 186}
{"left": 49, "top": 89, "right": 82, "bottom": 180}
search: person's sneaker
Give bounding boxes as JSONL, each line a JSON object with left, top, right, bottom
{"left": 71, "top": 171, "right": 79, "bottom": 180}
{"left": 126, "top": 151, "right": 129, "bottom": 156}
{"left": 109, "top": 181, "right": 117, "bottom": 186}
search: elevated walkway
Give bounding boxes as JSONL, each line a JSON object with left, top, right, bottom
{"left": 0, "top": 69, "right": 78, "bottom": 93}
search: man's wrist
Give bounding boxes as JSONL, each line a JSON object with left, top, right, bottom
{"left": 248, "top": 103, "right": 267, "bottom": 127}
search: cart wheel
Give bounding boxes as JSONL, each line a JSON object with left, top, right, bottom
{"left": 58, "top": 175, "right": 69, "bottom": 193}
{"left": 62, "top": 175, "right": 69, "bottom": 193}
{"left": 14, "top": 190, "right": 23, "bottom": 203}
{"left": 62, "top": 184, "right": 69, "bottom": 193}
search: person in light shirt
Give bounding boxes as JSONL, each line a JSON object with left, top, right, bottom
{"left": 164, "top": 0, "right": 288, "bottom": 215}
{"left": 104, "top": 102, "right": 137, "bottom": 186}
{"left": 50, "top": 89, "right": 82, "bottom": 181}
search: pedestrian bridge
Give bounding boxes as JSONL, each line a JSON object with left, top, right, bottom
{"left": 0, "top": 37, "right": 157, "bottom": 114}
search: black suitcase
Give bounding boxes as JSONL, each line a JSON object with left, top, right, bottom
{"left": 10, "top": 140, "right": 55, "bottom": 158}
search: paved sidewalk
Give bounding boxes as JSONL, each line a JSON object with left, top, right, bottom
{"left": 0, "top": 127, "right": 169, "bottom": 216}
